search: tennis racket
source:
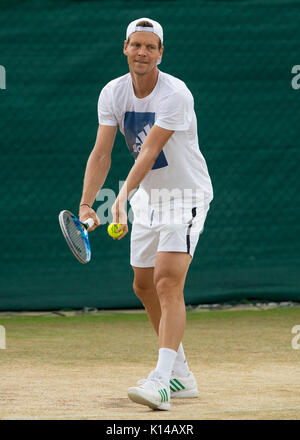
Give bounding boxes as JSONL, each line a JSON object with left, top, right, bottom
{"left": 58, "top": 210, "right": 94, "bottom": 264}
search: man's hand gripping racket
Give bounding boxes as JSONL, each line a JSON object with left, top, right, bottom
{"left": 58, "top": 207, "right": 99, "bottom": 264}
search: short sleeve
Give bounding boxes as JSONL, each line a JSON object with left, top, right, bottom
{"left": 155, "top": 89, "right": 194, "bottom": 131}
{"left": 97, "top": 86, "right": 118, "bottom": 126}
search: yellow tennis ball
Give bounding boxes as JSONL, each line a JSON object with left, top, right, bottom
{"left": 107, "top": 223, "right": 123, "bottom": 238}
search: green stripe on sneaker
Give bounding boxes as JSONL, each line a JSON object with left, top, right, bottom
{"left": 173, "top": 378, "right": 185, "bottom": 390}
{"left": 170, "top": 380, "right": 181, "bottom": 391}
{"left": 170, "top": 384, "right": 176, "bottom": 392}
{"left": 158, "top": 389, "right": 164, "bottom": 402}
{"left": 163, "top": 388, "right": 168, "bottom": 402}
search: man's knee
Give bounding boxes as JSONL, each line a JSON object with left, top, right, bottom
{"left": 154, "top": 276, "right": 183, "bottom": 304}
{"left": 133, "top": 280, "right": 154, "bottom": 301}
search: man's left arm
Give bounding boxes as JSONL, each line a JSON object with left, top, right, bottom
{"left": 112, "top": 125, "right": 174, "bottom": 237}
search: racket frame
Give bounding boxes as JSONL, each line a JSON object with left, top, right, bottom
{"left": 58, "top": 210, "right": 93, "bottom": 264}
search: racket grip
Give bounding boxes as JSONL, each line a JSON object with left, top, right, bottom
{"left": 84, "top": 218, "right": 94, "bottom": 230}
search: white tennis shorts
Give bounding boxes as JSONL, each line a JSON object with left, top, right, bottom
{"left": 130, "top": 202, "right": 210, "bottom": 268}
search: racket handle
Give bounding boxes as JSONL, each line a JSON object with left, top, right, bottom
{"left": 84, "top": 217, "right": 94, "bottom": 230}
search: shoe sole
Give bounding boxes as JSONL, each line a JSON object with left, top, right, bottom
{"left": 128, "top": 388, "right": 170, "bottom": 411}
{"left": 171, "top": 389, "right": 199, "bottom": 399}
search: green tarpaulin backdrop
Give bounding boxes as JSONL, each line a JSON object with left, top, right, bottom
{"left": 0, "top": 0, "right": 299, "bottom": 310}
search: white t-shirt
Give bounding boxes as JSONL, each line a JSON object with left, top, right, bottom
{"left": 98, "top": 70, "right": 213, "bottom": 209}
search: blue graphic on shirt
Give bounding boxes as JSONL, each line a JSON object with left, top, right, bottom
{"left": 124, "top": 111, "right": 168, "bottom": 170}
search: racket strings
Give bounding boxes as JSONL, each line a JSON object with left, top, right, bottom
{"left": 64, "top": 213, "right": 88, "bottom": 260}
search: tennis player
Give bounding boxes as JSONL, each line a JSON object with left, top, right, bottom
{"left": 79, "top": 18, "right": 213, "bottom": 411}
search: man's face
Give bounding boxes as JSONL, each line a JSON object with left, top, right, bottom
{"left": 123, "top": 31, "right": 163, "bottom": 75}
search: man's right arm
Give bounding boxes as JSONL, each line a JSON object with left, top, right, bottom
{"left": 79, "top": 124, "right": 117, "bottom": 231}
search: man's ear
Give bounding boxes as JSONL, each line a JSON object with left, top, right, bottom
{"left": 123, "top": 40, "right": 128, "bottom": 56}
{"left": 160, "top": 45, "right": 164, "bottom": 59}
{"left": 157, "top": 45, "right": 164, "bottom": 64}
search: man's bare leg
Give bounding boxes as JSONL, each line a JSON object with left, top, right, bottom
{"left": 132, "top": 266, "right": 161, "bottom": 334}
{"left": 129, "top": 255, "right": 198, "bottom": 407}
{"left": 132, "top": 253, "right": 191, "bottom": 377}
{"left": 154, "top": 252, "right": 191, "bottom": 351}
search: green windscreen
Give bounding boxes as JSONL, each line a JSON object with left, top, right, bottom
{"left": 0, "top": 0, "right": 299, "bottom": 310}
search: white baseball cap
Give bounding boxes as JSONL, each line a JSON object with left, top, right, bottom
{"left": 126, "top": 17, "right": 163, "bottom": 45}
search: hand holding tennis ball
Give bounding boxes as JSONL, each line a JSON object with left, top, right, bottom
{"left": 107, "top": 223, "right": 123, "bottom": 239}
{"left": 110, "top": 196, "right": 129, "bottom": 239}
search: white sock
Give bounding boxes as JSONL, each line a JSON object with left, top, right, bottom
{"left": 173, "top": 342, "right": 190, "bottom": 377}
{"left": 154, "top": 347, "right": 177, "bottom": 386}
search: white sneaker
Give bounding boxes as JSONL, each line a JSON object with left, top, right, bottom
{"left": 170, "top": 371, "right": 199, "bottom": 398}
{"left": 128, "top": 372, "right": 171, "bottom": 411}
